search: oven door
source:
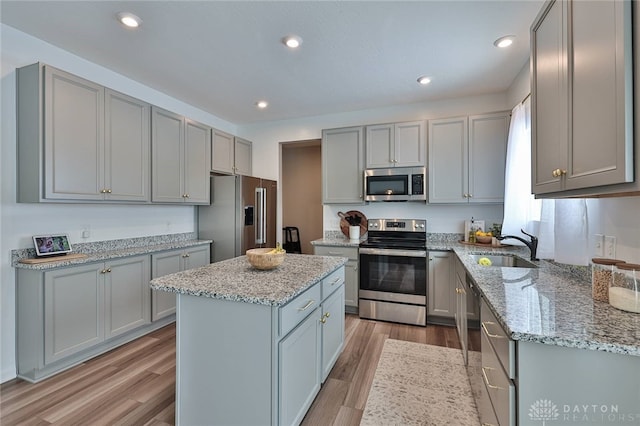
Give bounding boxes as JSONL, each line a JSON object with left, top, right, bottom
{"left": 359, "top": 247, "right": 427, "bottom": 305}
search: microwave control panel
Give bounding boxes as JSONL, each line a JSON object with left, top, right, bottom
{"left": 411, "top": 174, "right": 424, "bottom": 195}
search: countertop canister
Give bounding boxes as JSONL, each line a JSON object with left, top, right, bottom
{"left": 591, "top": 258, "right": 625, "bottom": 302}
{"left": 610, "top": 263, "right": 640, "bottom": 313}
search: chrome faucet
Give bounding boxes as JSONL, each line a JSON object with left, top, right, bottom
{"left": 496, "top": 229, "right": 539, "bottom": 261}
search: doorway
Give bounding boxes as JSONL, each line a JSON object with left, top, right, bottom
{"left": 281, "top": 140, "right": 323, "bottom": 254}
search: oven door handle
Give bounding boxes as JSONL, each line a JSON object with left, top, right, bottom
{"left": 359, "top": 247, "right": 427, "bottom": 258}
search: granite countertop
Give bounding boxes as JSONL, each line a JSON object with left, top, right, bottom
{"left": 311, "top": 236, "right": 363, "bottom": 247}
{"left": 12, "top": 233, "right": 212, "bottom": 270}
{"left": 150, "top": 254, "right": 348, "bottom": 307}
{"left": 452, "top": 244, "right": 640, "bottom": 357}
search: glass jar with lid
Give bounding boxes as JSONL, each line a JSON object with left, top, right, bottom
{"left": 610, "top": 263, "right": 640, "bottom": 313}
{"left": 591, "top": 258, "right": 625, "bottom": 302}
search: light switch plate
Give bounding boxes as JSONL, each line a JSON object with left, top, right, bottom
{"left": 593, "top": 234, "right": 604, "bottom": 257}
{"left": 604, "top": 235, "right": 616, "bottom": 258}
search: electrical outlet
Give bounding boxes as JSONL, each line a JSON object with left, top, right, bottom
{"left": 81, "top": 225, "right": 91, "bottom": 239}
{"left": 593, "top": 234, "right": 604, "bottom": 257}
{"left": 604, "top": 235, "right": 617, "bottom": 258}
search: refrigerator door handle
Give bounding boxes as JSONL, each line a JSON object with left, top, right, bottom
{"left": 255, "top": 187, "right": 266, "bottom": 244}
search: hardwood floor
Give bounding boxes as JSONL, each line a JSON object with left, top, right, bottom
{"left": 0, "top": 315, "right": 473, "bottom": 425}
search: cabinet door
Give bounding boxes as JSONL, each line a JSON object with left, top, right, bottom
{"left": 531, "top": 0, "right": 568, "bottom": 194}
{"left": 365, "top": 124, "right": 394, "bottom": 168}
{"left": 44, "top": 66, "right": 104, "bottom": 200}
{"left": 152, "top": 107, "right": 184, "bottom": 203}
{"left": 151, "top": 250, "right": 183, "bottom": 321}
{"left": 455, "top": 271, "right": 467, "bottom": 363}
{"left": 427, "top": 251, "right": 454, "bottom": 318}
{"left": 212, "top": 129, "right": 235, "bottom": 174}
{"left": 468, "top": 113, "right": 509, "bottom": 203}
{"left": 104, "top": 255, "right": 151, "bottom": 339}
{"left": 395, "top": 121, "right": 426, "bottom": 167}
{"left": 566, "top": 0, "right": 633, "bottom": 190}
{"left": 279, "top": 308, "right": 321, "bottom": 426}
{"left": 322, "top": 127, "right": 365, "bottom": 204}
{"left": 344, "top": 260, "right": 359, "bottom": 309}
{"left": 183, "top": 245, "right": 211, "bottom": 270}
{"left": 428, "top": 117, "right": 468, "bottom": 203}
{"left": 104, "top": 89, "right": 150, "bottom": 202}
{"left": 321, "top": 284, "right": 345, "bottom": 382}
{"left": 234, "top": 137, "right": 253, "bottom": 176}
{"left": 44, "top": 264, "right": 104, "bottom": 363}
{"left": 184, "top": 119, "right": 211, "bottom": 204}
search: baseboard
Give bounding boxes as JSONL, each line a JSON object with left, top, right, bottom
{"left": 1, "top": 366, "right": 17, "bottom": 384}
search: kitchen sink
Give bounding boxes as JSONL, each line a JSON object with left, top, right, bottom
{"left": 469, "top": 254, "right": 538, "bottom": 269}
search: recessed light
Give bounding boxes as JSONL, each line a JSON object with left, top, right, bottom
{"left": 417, "top": 76, "right": 431, "bottom": 85}
{"left": 256, "top": 100, "right": 268, "bottom": 109}
{"left": 282, "top": 35, "right": 303, "bottom": 49}
{"left": 494, "top": 35, "right": 515, "bottom": 48}
{"left": 117, "top": 12, "right": 142, "bottom": 29}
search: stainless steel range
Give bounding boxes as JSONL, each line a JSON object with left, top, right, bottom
{"left": 359, "top": 218, "right": 427, "bottom": 326}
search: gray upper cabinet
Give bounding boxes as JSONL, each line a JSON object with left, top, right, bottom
{"left": 152, "top": 107, "right": 211, "bottom": 204}
{"left": 105, "top": 89, "right": 151, "bottom": 201}
{"left": 365, "top": 121, "right": 426, "bottom": 168}
{"left": 428, "top": 113, "right": 509, "bottom": 204}
{"left": 531, "top": 0, "right": 636, "bottom": 197}
{"left": 234, "top": 137, "right": 253, "bottom": 176}
{"left": 322, "top": 126, "right": 365, "bottom": 204}
{"left": 17, "top": 64, "right": 151, "bottom": 202}
{"left": 212, "top": 130, "right": 253, "bottom": 176}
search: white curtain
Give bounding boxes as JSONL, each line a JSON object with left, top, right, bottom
{"left": 501, "top": 97, "right": 589, "bottom": 265}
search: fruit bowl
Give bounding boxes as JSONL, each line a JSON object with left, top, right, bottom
{"left": 246, "top": 248, "right": 286, "bottom": 270}
{"left": 476, "top": 235, "right": 492, "bottom": 244}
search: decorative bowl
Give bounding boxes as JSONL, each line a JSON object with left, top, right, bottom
{"left": 246, "top": 248, "right": 285, "bottom": 270}
{"left": 476, "top": 235, "right": 493, "bottom": 244}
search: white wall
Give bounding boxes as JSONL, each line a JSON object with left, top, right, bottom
{"left": 238, "top": 92, "right": 510, "bottom": 236}
{"left": 0, "top": 25, "right": 238, "bottom": 382}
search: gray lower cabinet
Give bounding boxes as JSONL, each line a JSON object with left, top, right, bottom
{"left": 151, "top": 245, "right": 210, "bottom": 321}
{"left": 176, "top": 266, "right": 345, "bottom": 425}
{"left": 313, "top": 244, "right": 358, "bottom": 311}
{"left": 104, "top": 255, "right": 151, "bottom": 339}
{"left": 427, "top": 250, "right": 454, "bottom": 322}
{"left": 16, "top": 254, "right": 166, "bottom": 382}
{"left": 151, "top": 107, "right": 211, "bottom": 204}
{"left": 322, "top": 126, "right": 365, "bottom": 204}
{"left": 43, "top": 263, "right": 105, "bottom": 364}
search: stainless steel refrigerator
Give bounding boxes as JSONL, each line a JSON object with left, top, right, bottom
{"left": 198, "top": 174, "right": 277, "bottom": 263}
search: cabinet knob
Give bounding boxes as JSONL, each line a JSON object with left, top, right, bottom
{"left": 101, "top": 269, "right": 107, "bottom": 274}
{"left": 552, "top": 168, "right": 566, "bottom": 178}
{"left": 320, "top": 317, "right": 327, "bottom": 324}
{"left": 107, "top": 189, "right": 112, "bottom": 194}
{"left": 100, "top": 189, "right": 107, "bottom": 194}
{"left": 468, "top": 193, "right": 472, "bottom": 198}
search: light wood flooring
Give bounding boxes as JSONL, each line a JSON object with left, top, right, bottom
{"left": 0, "top": 315, "right": 479, "bottom": 425}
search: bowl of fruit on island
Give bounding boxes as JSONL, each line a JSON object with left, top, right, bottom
{"left": 475, "top": 230, "right": 493, "bottom": 244}
{"left": 246, "top": 244, "right": 286, "bottom": 270}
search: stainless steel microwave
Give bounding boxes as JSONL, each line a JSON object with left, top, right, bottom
{"left": 364, "top": 167, "right": 426, "bottom": 202}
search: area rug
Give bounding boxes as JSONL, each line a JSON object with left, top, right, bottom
{"left": 361, "top": 339, "right": 480, "bottom": 425}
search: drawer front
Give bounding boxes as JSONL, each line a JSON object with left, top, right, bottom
{"left": 322, "top": 267, "right": 345, "bottom": 300}
{"left": 313, "top": 245, "right": 358, "bottom": 260}
{"left": 481, "top": 300, "right": 515, "bottom": 378}
{"left": 280, "top": 283, "right": 322, "bottom": 337}
{"left": 481, "top": 331, "right": 515, "bottom": 426}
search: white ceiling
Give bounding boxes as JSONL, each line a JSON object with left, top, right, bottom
{"left": 1, "top": 1, "right": 544, "bottom": 125}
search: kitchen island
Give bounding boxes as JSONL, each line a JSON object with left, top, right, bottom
{"left": 150, "top": 254, "right": 347, "bottom": 426}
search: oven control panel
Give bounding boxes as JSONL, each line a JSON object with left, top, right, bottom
{"left": 367, "top": 219, "right": 426, "bottom": 232}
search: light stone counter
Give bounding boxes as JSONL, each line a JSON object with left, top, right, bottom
{"left": 150, "top": 253, "right": 348, "bottom": 306}
{"left": 451, "top": 244, "right": 640, "bottom": 357}
{"left": 12, "top": 232, "right": 211, "bottom": 270}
